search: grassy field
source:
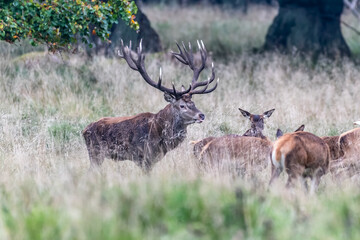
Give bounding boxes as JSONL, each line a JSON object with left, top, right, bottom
{"left": 1, "top": 4, "right": 360, "bottom": 240}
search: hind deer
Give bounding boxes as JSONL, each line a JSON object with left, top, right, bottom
{"left": 321, "top": 136, "right": 341, "bottom": 160}
{"left": 193, "top": 108, "right": 275, "bottom": 160}
{"left": 192, "top": 109, "right": 275, "bottom": 174}
{"left": 327, "top": 121, "right": 360, "bottom": 178}
{"left": 269, "top": 125, "right": 329, "bottom": 193}
{"left": 82, "top": 40, "right": 218, "bottom": 172}
{"left": 338, "top": 122, "right": 360, "bottom": 159}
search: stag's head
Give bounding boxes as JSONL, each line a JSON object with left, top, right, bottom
{"left": 118, "top": 39, "right": 218, "bottom": 125}
{"left": 239, "top": 108, "right": 275, "bottom": 136}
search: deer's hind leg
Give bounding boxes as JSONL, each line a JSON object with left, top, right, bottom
{"left": 269, "top": 164, "right": 282, "bottom": 186}
{"left": 310, "top": 167, "right": 325, "bottom": 194}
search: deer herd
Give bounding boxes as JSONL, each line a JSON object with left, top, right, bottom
{"left": 82, "top": 40, "right": 360, "bottom": 193}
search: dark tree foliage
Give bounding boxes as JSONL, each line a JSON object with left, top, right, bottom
{"left": 0, "top": 0, "right": 139, "bottom": 52}
{"left": 86, "top": 0, "right": 161, "bottom": 56}
{"left": 264, "top": 0, "right": 351, "bottom": 58}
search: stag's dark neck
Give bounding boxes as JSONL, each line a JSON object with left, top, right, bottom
{"left": 155, "top": 104, "right": 188, "bottom": 144}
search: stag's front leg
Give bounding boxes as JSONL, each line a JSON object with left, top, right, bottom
{"left": 135, "top": 160, "right": 154, "bottom": 175}
{"left": 84, "top": 138, "right": 105, "bottom": 170}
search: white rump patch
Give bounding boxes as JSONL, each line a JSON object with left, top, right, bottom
{"left": 271, "top": 150, "right": 280, "bottom": 168}
{"left": 354, "top": 121, "right": 360, "bottom": 126}
{"left": 271, "top": 149, "right": 285, "bottom": 170}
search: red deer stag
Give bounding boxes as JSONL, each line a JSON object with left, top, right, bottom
{"left": 269, "top": 125, "right": 329, "bottom": 193}
{"left": 192, "top": 109, "right": 275, "bottom": 174}
{"left": 82, "top": 40, "right": 218, "bottom": 172}
{"left": 193, "top": 108, "right": 275, "bottom": 160}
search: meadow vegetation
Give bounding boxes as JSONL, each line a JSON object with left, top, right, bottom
{"left": 0, "top": 4, "right": 360, "bottom": 240}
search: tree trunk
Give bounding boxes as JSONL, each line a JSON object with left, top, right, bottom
{"left": 86, "top": 0, "right": 162, "bottom": 57}
{"left": 264, "top": 0, "right": 351, "bottom": 58}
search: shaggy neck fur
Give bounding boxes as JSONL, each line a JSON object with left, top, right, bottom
{"left": 154, "top": 104, "right": 188, "bottom": 150}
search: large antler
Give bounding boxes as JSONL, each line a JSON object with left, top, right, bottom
{"left": 171, "top": 40, "right": 219, "bottom": 96}
{"left": 118, "top": 39, "right": 191, "bottom": 99}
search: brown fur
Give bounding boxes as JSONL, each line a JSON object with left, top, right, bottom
{"left": 83, "top": 103, "right": 199, "bottom": 172}
{"left": 195, "top": 135, "right": 272, "bottom": 173}
{"left": 193, "top": 108, "right": 275, "bottom": 167}
{"left": 329, "top": 128, "right": 360, "bottom": 178}
{"left": 339, "top": 128, "right": 360, "bottom": 158}
{"left": 192, "top": 137, "right": 217, "bottom": 159}
{"left": 321, "top": 136, "right": 340, "bottom": 160}
{"left": 270, "top": 132, "right": 330, "bottom": 191}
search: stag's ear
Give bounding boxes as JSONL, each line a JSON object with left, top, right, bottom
{"left": 295, "top": 125, "right": 305, "bottom": 132}
{"left": 276, "top": 129, "right": 283, "bottom": 139}
{"left": 263, "top": 109, "right": 275, "bottom": 119}
{"left": 239, "top": 108, "right": 251, "bottom": 119}
{"left": 164, "top": 92, "right": 176, "bottom": 103}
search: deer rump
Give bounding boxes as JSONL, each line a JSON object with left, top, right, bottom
{"left": 272, "top": 132, "right": 330, "bottom": 178}
{"left": 194, "top": 135, "right": 272, "bottom": 170}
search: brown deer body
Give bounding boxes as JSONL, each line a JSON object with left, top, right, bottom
{"left": 196, "top": 135, "right": 272, "bottom": 170}
{"left": 321, "top": 136, "right": 341, "bottom": 160}
{"left": 83, "top": 40, "right": 218, "bottom": 172}
{"left": 339, "top": 126, "right": 360, "bottom": 159}
{"left": 193, "top": 109, "right": 275, "bottom": 169}
{"left": 329, "top": 123, "right": 360, "bottom": 177}
{"left": 269, "top": 126, "right": 329, "bottom": 192}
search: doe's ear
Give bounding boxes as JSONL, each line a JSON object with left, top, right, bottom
{"left": 276, "top": 129, "right": 283, "bottom": 139}
{"left": 239, "top": 108, "right": 251, "bottom": 119}
{"left": 295, "top": 124, "right": 305, "bottom": 132}
{"left": 164, "top": 92, "right": 176, "bottom": 104}
{"left": 263, "top": 109, "right": 275, "bottom": 119}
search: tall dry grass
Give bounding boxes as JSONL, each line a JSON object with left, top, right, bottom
{"left": 0, "top": 4, "right": 360, "bottom": 240}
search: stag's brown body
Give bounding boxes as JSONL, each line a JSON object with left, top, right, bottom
{"left": 83, "top": 105, "right": 189, "bottom": 170}
{"left": 270, "top": 131, "right": 330, "bottom": 191}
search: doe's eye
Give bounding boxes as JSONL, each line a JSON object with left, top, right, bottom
{"left": 180, "top": 105, "right": 186, "bottom": 109}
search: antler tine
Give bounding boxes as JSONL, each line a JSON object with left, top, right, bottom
{"left": 118, "top": 39, "right": 138, "bottom": 71}
{"left": 157, "top": 67, "right": 162, "bottom": 88}
{"left": 118, "top": 39, "right": 192, "bottom": 99}
{"left": 171, "top": 42, "right": 188, "bottom": 65}
{"left": 170, "top": 40, "right": 216, "bottom": 97}
{"left": 181, "top": 41, "right": 195, "bottom": 70}
{"left": 193, "top": 63, "right": 215, "bottom": 90}
{"left": 172, "top": 82, "right": 178, "bottom": 98}
{"left": 191, "top": 78, "right": 219, "bottom": 95}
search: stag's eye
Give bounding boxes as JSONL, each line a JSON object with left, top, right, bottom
{"left": 180, "top": 105, "right": 186, "bottom": 109}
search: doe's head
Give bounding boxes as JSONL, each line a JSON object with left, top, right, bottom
{"left": 239, "top": 108, "right": 275, "bottom": 132}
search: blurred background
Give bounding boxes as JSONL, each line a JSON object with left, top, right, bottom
{"left": 2, "top": 0, "right": 360, "bottom": 60}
